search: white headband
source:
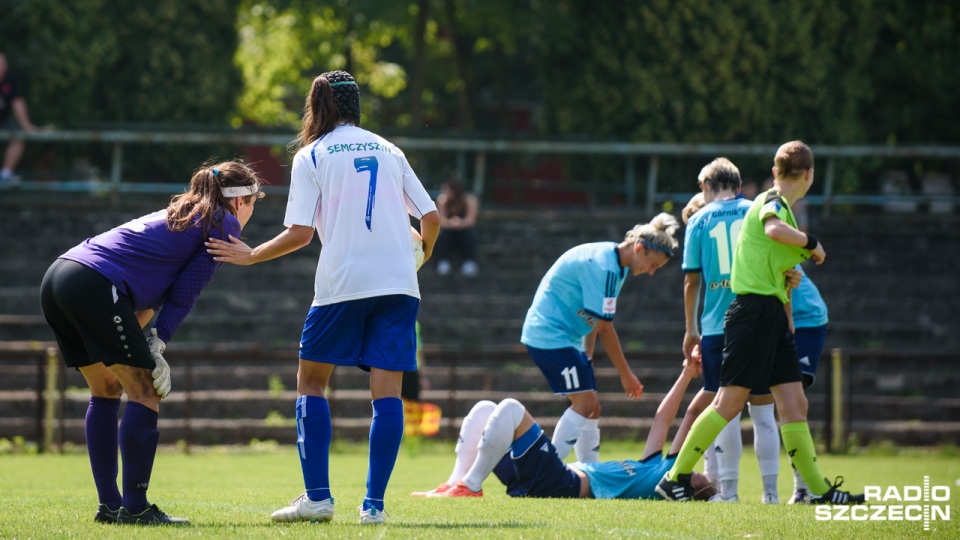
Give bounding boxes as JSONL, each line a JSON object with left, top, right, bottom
{"left": 221, "top": 184, "right": 260, "bottom": 198}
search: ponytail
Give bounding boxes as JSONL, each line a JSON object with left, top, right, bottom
{"left": 293, "top": 70, "right": 361, "bottom": 151}
{"left": 167, "top": 161, "right": 265, "bottom": 235}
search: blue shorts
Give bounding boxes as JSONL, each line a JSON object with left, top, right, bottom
{"left": 795, "top": 325, "right": 828, "bottom": 383}
{"left": 492, "top": 425, "right": 581, "bottom": 499}
{"left": 299, "top": 295, "right": 419, "bottom": 372}
{"left": 700, "top": 334, "right": 724, "bottom": 393}
{"left": 526, "top": 346, "right": 597, "bottom": 395}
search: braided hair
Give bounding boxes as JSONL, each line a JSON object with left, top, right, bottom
{"left": 294, "top": 70, "right": 362, "bottom": 150}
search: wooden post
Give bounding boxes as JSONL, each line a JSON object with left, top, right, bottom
{"left": 43, "top": 347, "right": 59, "bottom": 454}
{"left": 184, "top": 354, "right": 193, "bottom": 453}
{"left": 830, "top": 348, "right": 845, "bottom": 452}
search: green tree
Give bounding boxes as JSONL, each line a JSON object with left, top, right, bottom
{"left": 3, "top": 0, "right": 244, "bottom": 181}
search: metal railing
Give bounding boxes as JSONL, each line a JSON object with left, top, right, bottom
{"left": 3, "top": 129, "right": 960, "bottom": 216}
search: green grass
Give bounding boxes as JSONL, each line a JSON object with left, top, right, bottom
{"left": 1, "top": 440, "right": 958, "bottom": 539}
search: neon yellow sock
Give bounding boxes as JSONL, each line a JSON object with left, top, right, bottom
{"left": 780, "top": 422, "right": 831, "bottom": 494}
{"left": 667, "top": 408, "right": 727, "bottom": 481}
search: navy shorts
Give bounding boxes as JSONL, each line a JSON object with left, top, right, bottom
{"left": 526, "top": 346, "right": 597, "bottom": 395}
{"left": 300, "top": 294, "right": 419, "bottom": 372}
{"left": 720, "top": 294, "right": 802, "bottom": 390}
{"left": 492, "top": 425, "right": 581, "bottom": 498}
{"left": 39, "top": 259, "right": 154, "bottom": 370}
{"left": 795, "top": 325, "right": 828, "bottom": 383}
{"left": 700, "top": 334, "right": 724, "bottom": 393}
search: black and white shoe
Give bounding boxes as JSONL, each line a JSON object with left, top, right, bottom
{"left": 809, "top": 477, "right": 865, "bottom": 505}
{"left": 117, "top": 503, "right": 190, "bottom": 525}
{"left": 656, "top": 472, "right": 694, "bottom": 502}
{"left": 93, "top": 503, "right": 119, "bottom": 524}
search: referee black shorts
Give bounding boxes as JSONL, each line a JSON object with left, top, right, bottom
{"left": 720, "top": 293, "right": 802, "bottom": 391}
{"left": 39, "top": 259, "right": 155, "bottom": 370}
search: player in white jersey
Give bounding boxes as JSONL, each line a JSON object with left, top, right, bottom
{"left": 206, "top": 70, "right": 439, "bottom": 524}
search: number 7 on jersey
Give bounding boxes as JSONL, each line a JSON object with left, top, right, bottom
{"left": 354, "top": 156, "right": 379, "bottom": 231}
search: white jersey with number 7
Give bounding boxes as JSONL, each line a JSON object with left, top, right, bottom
{"left": 285, "top": 124, "right": 437, "bottom": 307}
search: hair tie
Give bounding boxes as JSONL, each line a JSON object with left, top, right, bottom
{"left": 211, "top": 168, "right": 220, "bottom": 177}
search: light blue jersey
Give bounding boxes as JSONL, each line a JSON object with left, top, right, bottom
{"left": 570, "top": 454, "right": 677, "bottom": 499}
{"left": 792, "top": 267, "right": 829, "bottom": 328}
{"left": 682, "top": 198, "right": 752, "bottom": 336}
{"left": 521, "top": 242, "right": 627, "bottom": 351}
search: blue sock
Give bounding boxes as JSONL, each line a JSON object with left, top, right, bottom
{"left": 85, "top": 397, "right": 121, "bottom": 509}
{"left": 296, "top": 395, "right": 332, "bottom": 502}
{"left": 118, "top": 401, "right": 159, "bottom": 514}
{"left": 363, "top": 397, "right": 404, "bottom": 512}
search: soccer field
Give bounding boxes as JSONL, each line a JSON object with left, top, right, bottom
{"left": 1, "top": 442, "right": 957, "bottom": 539}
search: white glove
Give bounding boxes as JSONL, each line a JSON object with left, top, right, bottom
{"left": 147, "top": 328, "right": 171, "bottom": 399}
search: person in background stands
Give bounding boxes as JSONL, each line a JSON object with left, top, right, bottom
{"left": 0, "top": 52, "right": 43, "bottom": 187}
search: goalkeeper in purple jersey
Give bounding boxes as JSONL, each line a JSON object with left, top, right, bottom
{"left": 40, "top": 161, "right": 265, "bottom": 525}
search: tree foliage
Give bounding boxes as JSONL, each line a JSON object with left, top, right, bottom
{"left": 3, "top": 0, "right": 243, "bottom": 180}
{"left": 1, "top": 0, "right": 957, "bottom": 188}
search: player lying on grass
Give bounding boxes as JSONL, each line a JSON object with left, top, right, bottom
{"left": 411, "top": 356, "right": 717, "bottom": 500}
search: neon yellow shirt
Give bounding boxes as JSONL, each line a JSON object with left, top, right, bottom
{"left": 730, "top": 189, "right": 810, "bottom": 303}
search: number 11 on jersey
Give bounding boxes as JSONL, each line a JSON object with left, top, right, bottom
{"left": 708, "top": 218, "right": 744, "bottom": 275}
{"left": 354, "top": 156, "right": 379, "bottom": 231}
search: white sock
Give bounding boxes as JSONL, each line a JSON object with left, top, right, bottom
{"left": 573, "top": 418, "right": 600, "bottom": 462}
{"left": 462, "top": 399, "right": 525, "bottom": 492}
{"left": 447, "top": 400, "right": 496, "bottom": 485}
{"left": 794, "top": 467, "right": 808, "bottom": 492}
{"left": 748, "top": 402, "right": 780, "bottom": 494}
{"left": 703, "top": 443, "right": 719, "bottom": 485}
{"left": 762, "top": 474, "right": 779, "bottom": 496}
{"left": 551, "top": 407, "right": 587, "bottom": 460}
{"left": 715, "top": 412, "right": 743, "bottom": 498}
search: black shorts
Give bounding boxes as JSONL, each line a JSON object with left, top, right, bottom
{"left": 720, "top": 294, "right": 801, "bottom": 390}
{"left": 401, "top": 369, "right": 420, "bottom": 401}
{"left": 39, "top": 259, "right": 155, "bottom": 370}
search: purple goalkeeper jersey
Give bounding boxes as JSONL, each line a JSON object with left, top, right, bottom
{"left": 60, "top": 208, "right": 240, "bottom": 343}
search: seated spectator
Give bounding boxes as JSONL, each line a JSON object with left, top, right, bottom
{"left": 435, "top": 178, "right": 479, "bottom": 277}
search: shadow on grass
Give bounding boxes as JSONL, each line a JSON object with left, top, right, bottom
{"left": 180, "top": 521, "right": 543, "bottom": 530}
{"left": 394, "top": 521, "right": 543, "bottom": 529}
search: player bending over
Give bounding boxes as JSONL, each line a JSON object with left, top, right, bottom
{"left": 520, "top": 213, "right": 680, "bottom": 467}
{"left": 412, "top": 357, "right": 716, "bottom": 500}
